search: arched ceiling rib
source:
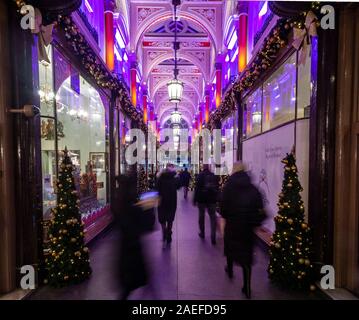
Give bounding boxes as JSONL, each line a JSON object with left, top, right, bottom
{"left": 129, "top": 0, "right": 223, "bottom": 127}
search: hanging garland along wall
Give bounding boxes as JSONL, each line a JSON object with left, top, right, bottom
{"left": 13, "top": 0, "right": 147, "bottom": 134}
{"left": 207, "top": 2, "right": 323, "bottom": 130}
{"left": 57, "top": 15, "right": 148, "bottom": 134}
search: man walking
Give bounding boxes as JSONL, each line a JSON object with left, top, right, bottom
{"left": 179, "top": 167, "right": 191, "bottom": 199}
{"left": 156, "top": 163, "right": 180, "bottom": 247}
{"left": 193, "top": 164, "right": 219, "bottom": 245}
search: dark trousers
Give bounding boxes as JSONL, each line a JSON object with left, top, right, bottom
{"left": 183, "top": 186, "right": 188, "bottom": 199}
{"left": 161, "top": 221, "right": 173, "bottom": 242}
{"left": 226, "top": 256, "right": 251, "bottom": 296}
{"left": 198, "top": 203, "right": 217, "bottom": 241}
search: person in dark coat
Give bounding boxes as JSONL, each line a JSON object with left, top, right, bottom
{"left": 220, "top": 162, "right": 266, "bottom": 299}
{"left": 115, "top": 169, "right": 151, "bottom": 300}
{"left": 156, "top": 163, "right": 180, "bottom": 247}
{"left": 179, "top": 167, "right": 191, "bottom": 199}
{"left": 193, "top": 164, "right": 219, "bottom": 245}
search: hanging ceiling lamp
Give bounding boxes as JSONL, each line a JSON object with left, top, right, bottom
{"left": 167, "top": 0, "right": 183, "bottom": 103}
{"left": 171, "top": 104, "right": 182, "bottom": 124}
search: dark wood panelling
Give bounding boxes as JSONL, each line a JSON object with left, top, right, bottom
{"left": 308, "top": 25, "right": 338, "bottom": 266}
{"left": 9, "top": 7, "right": 44, "bottom": 283}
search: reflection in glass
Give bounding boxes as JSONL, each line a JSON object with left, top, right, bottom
{"left": 263, "top": 53, "right": 296, "bottom": 131}
{"left": 55, "top": 76, "right": 108, "bottom": 214}
{"left": 243, "top": 87, "right": 262, "bottom": 138}
{"left": 297, "top": 48, "right": 312, "bottom": 118}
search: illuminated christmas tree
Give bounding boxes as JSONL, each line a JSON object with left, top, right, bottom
{"left": 45, "top": 148, "right": 91, "bottom": 287}
{"left": 137, "top": 165, "right": 148, "bottom": 195}
{"left": 268, "top": 151, "right": 315, "bottom": 291}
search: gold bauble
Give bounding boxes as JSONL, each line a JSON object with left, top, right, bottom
{"left": 299, "top": 258, "right": 305, "bottom": 264}
{"left": 310, "top": 285, "right": 316, "bottom": 291}
{"left": 43, "top": 279, "right": 48, "bottom": 284}
{"left": 301, "top": 223, "right": 308, "bottom": 229}
{"left": 275, "top": 243, "right": 281, "bottom": 249}
{"left": 64, "top": 275, "right": 69, "bottom": 281}
{"left": 304, "top": 259, "right": 310, "bottom": 266}
{"left": 71, "top": 238, "right": 76, "bottom": 243}
{"left": 287, "top": 183, "right": 293, "bottom": 187}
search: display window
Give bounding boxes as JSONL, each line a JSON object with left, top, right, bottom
{"left": 243, "top": 87, "right": 262, "bottom": 138}
{"left": 39, "top": 46, "right": 109, "bottom": 221}
{"left": 242, "top": 48, "right": 311, "bottom": 140}
{"left": 262, "top": 53, "right": 296, "bottom": 131}
{"left": 297, "top": 48, "right": 312, "bottom": 118}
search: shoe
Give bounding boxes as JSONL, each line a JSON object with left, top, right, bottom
{"left": 198, "top": 232, "right": 205, "bottom": 239}
{"left": 225, "top": 266, "right": 233, "bottom": 279}
{"left": 167, "top": 232, "right": 172, "bottom": 244}
{"left": 242, "top": 286, "right": 251, "bottom": 299}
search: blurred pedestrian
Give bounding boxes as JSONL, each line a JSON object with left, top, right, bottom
{"left": 179, "top": 167, "right": 191, "bottom": 199}
{"left": 156, "top": 163, "right": 180, "bottom": 247}
{"left": 193, "top": 164, "right": 219, "bottom": 245}
{"left": 219, "top": 162, "right": 266, "bottom": 299}
{"left": 115, "top": 168, "right": 155, "bottom": 300}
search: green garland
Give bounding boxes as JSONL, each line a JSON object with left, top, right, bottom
{"left": 208, "top": 2, "right": 322, "bottom": 130}
{"left": 58, "top": 15, "right": 148, "bottom": 133}
{"left": 13, "top": 0, "right": 147, "bottom": 133}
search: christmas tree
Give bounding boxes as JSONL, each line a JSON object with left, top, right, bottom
{"left": 137, "top": 165, "right": 148, "bottom": 195}
{"left": 45, "top": 148, "right": 91, "bottom": 287}
{"left": 189, "top": 171, "right": 196, "bottom": 191}
{"left": 268, "top": 151, "right": 315, "bottom": 291}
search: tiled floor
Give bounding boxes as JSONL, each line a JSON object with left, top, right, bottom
{"left": 29, "top": 191, "right": 324, "bottom": 300}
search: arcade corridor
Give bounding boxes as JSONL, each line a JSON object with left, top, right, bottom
{"left": 29, "top": 192, "right": 323, "bottom": 300}
{"left": 1, "top": 0, "right": 359, "bottom": 302}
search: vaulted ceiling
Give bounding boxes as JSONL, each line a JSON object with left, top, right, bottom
{"left": 128, "top": 0, "right": 224, "bottom": 127}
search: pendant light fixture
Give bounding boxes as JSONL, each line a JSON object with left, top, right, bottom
{"left": 167, "top": 0, "right": 183, "bottom": 103}
{"left": 171, "top": 103, "right": 182, "bottom": 124}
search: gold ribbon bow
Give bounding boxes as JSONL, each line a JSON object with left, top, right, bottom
{"left": 33, "top": 8, "right": 54, "bottom": 64}
{"left": 292, "top": 11, "right": 318, "bottom": 65}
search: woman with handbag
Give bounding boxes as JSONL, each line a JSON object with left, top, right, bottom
{"left": 219, "top": 162, "right": 266, "bottom": 299}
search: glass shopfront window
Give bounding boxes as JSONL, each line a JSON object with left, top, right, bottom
{"left": 297, "top": 48, "right": 312, "bottom": 118}
{"left": 243, "top": 87, "right": 262, "bottom": 138}
{"left": 40, "top": 46, "right": 109, "bottom": 220}
{"left": 262, "top": 53, "right": 296, "bottom": 131}
{"left": 242, "top": 49, "right": 311, "bottom": 141}
{"left": 39, "top": 47, "right": 57, "bottom": 217}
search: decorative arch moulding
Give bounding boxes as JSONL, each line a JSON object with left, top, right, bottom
{"left": 133, "top": 8, "right": 220, "bottom": 54}
{"left": 137, "top": 6, "right": 166, "bottom": 26}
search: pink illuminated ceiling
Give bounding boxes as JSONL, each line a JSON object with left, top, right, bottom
{"left": 125, "top": 0, "right": 224, "bottom": 126}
